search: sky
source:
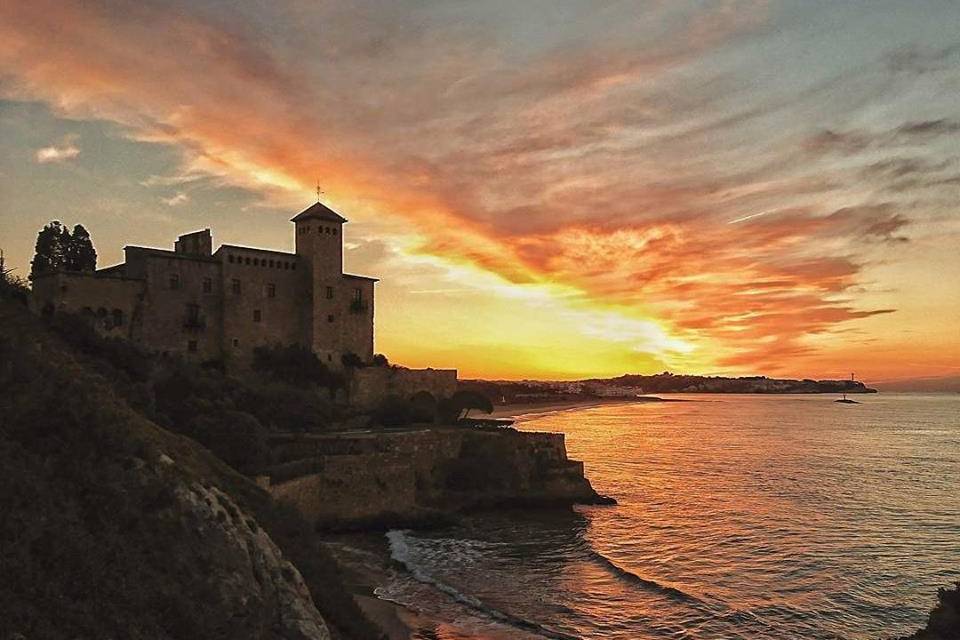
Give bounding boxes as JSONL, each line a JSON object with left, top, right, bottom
{"left": 1, "top": 0, "right": 958, "bottom": 382}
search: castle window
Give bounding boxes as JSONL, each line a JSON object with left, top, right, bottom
{"left": 112, "top": 309, "right": 124, "bottom": 327}
{"left": 185, "top": 303, "right": 201, "bottom": 327}
{"left": 352, "top": 288, "right": 362, "bottom": 303}
{"left": 269, "top": 259, "right": 275, "bottom": 268}
{"left": 283, "top": 262, "right": 289, "bottom": 270}
{"left": 232, "top": 338, "right": 239, "bottom": 348}
{"left": 327, "top": 314, "right": 334, "bottom": 323}
{"left": 228, "top": 254, "right": 235, "bottom": 263}
{"left": 291, "top": 263, "right": 297, "bottom": 271}
{"left": 244, "top": 256, "right": 251, "bottom": 265}
{"left": 326, "top": 286, "right": 333, "bottom": 299}
{"left": 253, "top": 309, "right": 262, "bottom": 323}
{"left": 332, "top": 228, "right": 337, "bottom": 235}
{"left": 202, "top": 277, "right": 212, "bottom": 293}
{"left": 169, "top": 274, "right": 180, "bottom": 290}
{"left": 327, "top": 354, "right": 332, "bottom": 362}
{"left": 231, "top": 279, "right": 241, "bottom": 295}
{"left": 267, "top": 283, "right": 276, "bottom": 298}
{"left": 253, "top": 258, "right": 260, "bottom": 267}
{"left": 188, "top": 340, "right": 198, "bottom": 353}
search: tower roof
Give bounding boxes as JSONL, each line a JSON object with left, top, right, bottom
{"left": 291, "top": 201, "right": 348, "bottom": 224}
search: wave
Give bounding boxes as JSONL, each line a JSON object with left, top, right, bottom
{"left": 584, "top": 546, "right": 707, "bottom": 605}
{"left": 386, "top": 530, "right": 582, "bottom": 640}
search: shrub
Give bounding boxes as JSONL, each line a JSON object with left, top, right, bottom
{"left": 372, "top": 353, "right": 389, "bottom": 367}
{"left": 186, "top": 410, "right": 270, "bottom": 475}
{"left": 252, "top": 343, "right": 333, "bottom": 388}
{"left": 372, "top": 394, "right": 414, "bottom": 427}
{"left": 340, "top": 351, "right": 364, "bottom": 368}
{"left": 409, "top": 390, "right": 438, "bottom": 423}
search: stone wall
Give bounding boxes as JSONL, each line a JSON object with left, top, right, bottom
{"left": 348, "top": 366, "right": 459, "bottom": 409}
{"left": 217, "top": 246, "right": 309, "bottom": 361}
{"left": 135, "top": 250, "right": 224, "bottom": 359}
{"left": 30, "top": 270, "right": 144, "bottom": 340}
{"left": 267, "top": 428, "right": 610, "bottom": 529}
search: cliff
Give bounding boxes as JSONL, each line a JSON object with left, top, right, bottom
{"left": 266, "top": 427, "right": 612, "bottom": 529}
{"left": 0, "top": 298, "right": 379, "bottom": 640}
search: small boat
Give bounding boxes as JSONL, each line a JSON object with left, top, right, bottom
{"left": 834, "top": 393, "right": 860, "bottom": 404}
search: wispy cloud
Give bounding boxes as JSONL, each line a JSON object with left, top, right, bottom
{"left": 35, "top": 134, "right": 80, "bottom": 163}
{"left": 1, "top": 0, "right": 957, "bottom": 376}
{"left": 161, "top": 192, "right": 189, "bottom": 207}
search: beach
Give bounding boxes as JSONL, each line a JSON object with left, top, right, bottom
{"left": 488, "top": 397, "right": 639, "bottom": 421}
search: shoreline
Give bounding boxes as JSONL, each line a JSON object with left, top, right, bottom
{"left": 488, "top": 397, "right": 639, "bottom": 421}
{"left": 321, "top": 534, "right": 424, "bottom": 640}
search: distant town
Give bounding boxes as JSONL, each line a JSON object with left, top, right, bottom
{"left": 463, "top": 373, "right": 877, "bottom": 405}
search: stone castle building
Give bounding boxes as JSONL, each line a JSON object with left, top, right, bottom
{"left": 31, "top": 201, "right": 377, "bottom": 366}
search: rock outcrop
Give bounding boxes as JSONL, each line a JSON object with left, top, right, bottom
{"left": 0, "top": 298, "right": 362, "bottom": 640}
{"left": 267, "top": 427, "right": 613, "bottom": 529}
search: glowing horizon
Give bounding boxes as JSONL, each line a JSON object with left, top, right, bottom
{"left": 1, "top": 1, "right": 958, "bottom": 382}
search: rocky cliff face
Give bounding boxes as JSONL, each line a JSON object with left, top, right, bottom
{"left": 0, "top": 299, "right": 364, "bottom": 640}
{"left": 267, "top": 427, "right": 612, "bottom": 529}
{"left": 170, "top": 477, "right": 331, "bottom": 640}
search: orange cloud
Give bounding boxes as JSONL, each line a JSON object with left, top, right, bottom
{"left": 2, "top": 0, "right": 955, "bottom": 378}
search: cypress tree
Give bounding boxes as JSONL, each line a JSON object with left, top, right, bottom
{"left": 66, "top": 224, "right": 97, "bottom": 271}
{"left": 30, "top": 221, "right": 68, "bottom": 279}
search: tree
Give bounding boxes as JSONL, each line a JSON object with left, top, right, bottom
{"left": 340, "top": 351, "right": 364, "bottom": 368}
{"left": 65, "top": 224, "right": 97, "bottom": 271}
{"left": 372, "top": 353, "right": 389, "bottom": 367}
{"left": 30, "top": 221, "right": 68, "bottom": 279}
{"left": 0, "top": 249, "right": 29, "bottom": 304}
{"left": 440, "top": 390, "right": 494, "bottom": 423}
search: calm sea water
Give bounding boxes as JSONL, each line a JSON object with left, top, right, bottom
{"left": 377, "top": 394, "right": 960, "bottom": 639}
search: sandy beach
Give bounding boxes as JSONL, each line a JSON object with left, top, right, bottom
{"left": 488, "top": 397, "right": 641, "bottom": 421}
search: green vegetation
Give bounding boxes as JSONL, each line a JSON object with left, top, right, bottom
{"left": 371, "top": 388, "right": 494, "bottom": 427}
{"left": 252, "top": 343, "right": 344, "bottom": 395}
{"left": 0, "top": 250, "right": 29, "bottom": 304}
{"left": 442, "top": 389, "right": 494, "bottom": 421}
{"left": 0, "top": 297, "right": 382, "bottom": 640}
{"left": 30, "top": 220, "right": 97, "bottom": 278}
{"left": 40, "top": 312, "right": 344, "bottom": 475}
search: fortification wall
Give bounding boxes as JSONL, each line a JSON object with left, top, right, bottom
{"left": 218, "top": 248, "right": 308, "bottom": 361}
{"left": 267, "top": 428, "right": 609, "bottom": 529}
{"left": 30, "top": 271, "right": 144, "bottom": 339}
{"left": 137, "top": 254, "right": 224, "bottom": 359}
{"left": 349, "top": 367, "right": 458, "bottom": 408}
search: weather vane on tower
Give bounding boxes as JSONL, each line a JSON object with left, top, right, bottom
{"left": 316, "top": 179, "right": 323, "bottom": 203}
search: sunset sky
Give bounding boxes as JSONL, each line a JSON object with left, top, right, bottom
{"left": 1, "top": 1, "right": 958, "bottom": 381}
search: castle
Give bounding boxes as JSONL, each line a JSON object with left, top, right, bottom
{"left": 31, "top": 201, "right": 377, "bottom": 367}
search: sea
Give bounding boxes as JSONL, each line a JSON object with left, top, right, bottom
{"left": 371, "top": 393, "right": 960, "bottom": 639}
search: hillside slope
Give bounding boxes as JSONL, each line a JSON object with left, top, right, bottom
{"left": 0, "top": 298, "right": 379, "bottom": 640}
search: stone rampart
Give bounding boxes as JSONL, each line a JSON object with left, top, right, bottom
{"left": 348, "top": 366, "right": 458, "bottom": 409}
{"left": 267, "top": 427, "right": 610, "bottom": 529}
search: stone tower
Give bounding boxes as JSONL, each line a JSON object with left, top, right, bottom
{"left": 292, "top": 201, "right": 348, "bottom": 364}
